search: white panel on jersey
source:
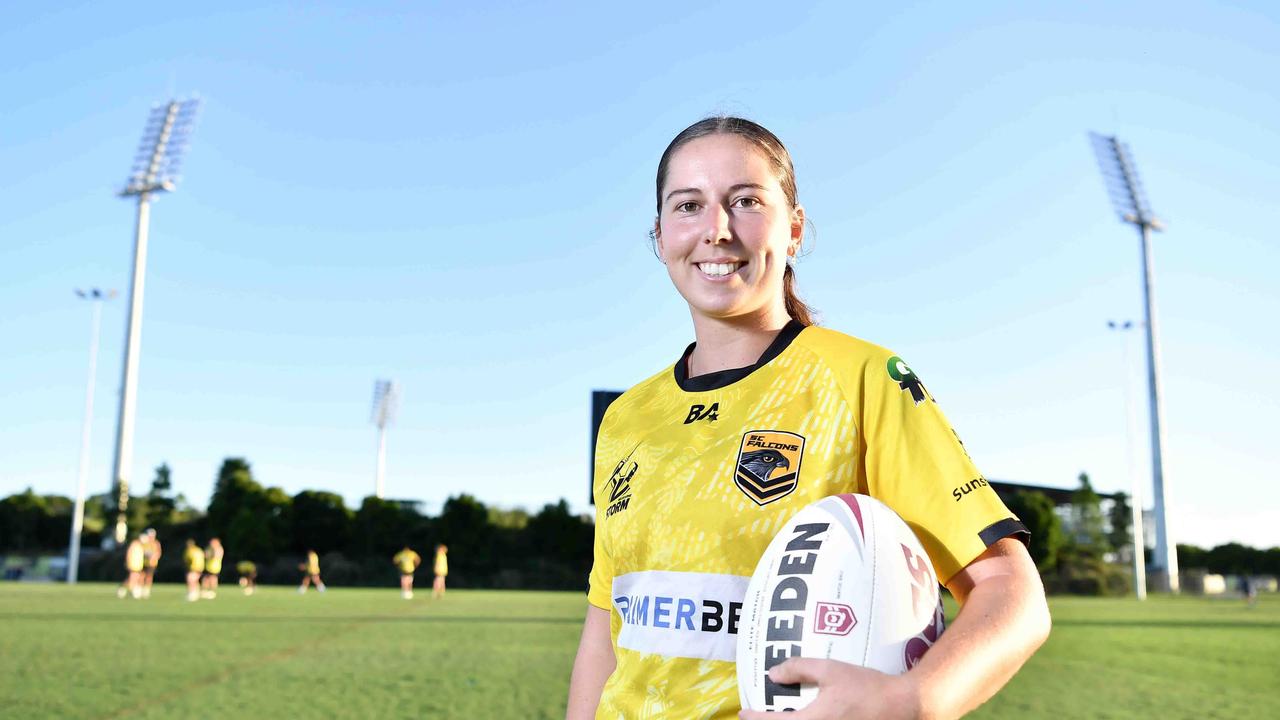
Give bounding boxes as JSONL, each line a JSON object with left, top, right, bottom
{"left": 612, "top": 571, "right": 751, "bottom": 662}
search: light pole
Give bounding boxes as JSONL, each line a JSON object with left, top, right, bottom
{"left": 108, "top": 98, "right": 200, "bottom": 544}
{"left": 371, "top": 380, "right": 400, "bottom": 499}
{"left": 1090, "top": 133, "right": 1178, "bottom": 592}
{"left": 68, "top": 288, "right": 116, "bottom": 583}
{"left": 1107, "top": 319, "right": 1147, "bottom": 600}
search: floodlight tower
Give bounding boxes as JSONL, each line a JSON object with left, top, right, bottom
{"left": 108, "top": 98, "right": 200, "bottom": 544}
{"left": 1107, "top": 319, "right": 1147, "bottom": 600}
{"left": 371, "top": 380, "right": 400, "bottom": 499}
{"left": 1089, "top": 132, "right": 1178, "bottom": 592}
{"left": 67, "top": 288, "right": 116, "bottom": 583}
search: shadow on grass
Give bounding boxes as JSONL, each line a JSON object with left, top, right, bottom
{"left": 0, "top": 612, "right": 582, "bottom": 625}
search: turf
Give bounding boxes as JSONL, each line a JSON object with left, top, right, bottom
{"left": 1, "top": 584, "right": 1275, "bottom": 719}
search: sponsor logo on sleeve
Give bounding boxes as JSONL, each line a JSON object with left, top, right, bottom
{"left": 887, "top": 356, "right": 931, "bottom": 405}
{"left": 734, "top": 430, "right": 805, "bottom": 505}
{"left": 951, "top": 477, "right": 989, "bottom": 502}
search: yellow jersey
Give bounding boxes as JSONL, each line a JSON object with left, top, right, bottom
{"left": 306, "top": 551, "right": 321, "bottom": 575}
{"left": 184, "top": 545, "right": 205, "bottom": 574}
{"left": 125, "top": 541, "right": 145, "bottom": 572}
{"left": 434, "top": 549, "right": 448, "bottom": 577}
{"left": 205, "top": 545, "right": 223, "bottom": 574}
{"left": 394, "top": 549, "right": 421, "bottom": 575}
{"left": 588, "top": 322, "right": 1025, "bottom": 719}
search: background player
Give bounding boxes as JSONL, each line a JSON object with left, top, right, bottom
{"left": 183, "top": 539, "right": 205, "bottom": 602}
{"left": 201, "top": 537, "right": 224, "bottom": 599}
{"left": 432, "top": 544, "right": 448, "bottom": 599}
{"left": 298, "top": 549, "right": 325, "bottom": 593}
{"left": 117, "top": 534, "right": 146, "bottom": 599}
{"left": 393, "top": 546, "right": 421, "bottom": 599}
{"left": 566, "top": 117, "right": 1051, "bottom": 719}
{"left": 140, "top": 528, "right": 161, "bottom": 599}
{"left": 237, "top": 560, "right": 258, "bottom": 596}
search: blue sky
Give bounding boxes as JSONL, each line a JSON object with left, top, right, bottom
{"left": 2, "top": 1, "right": 1277, "bottom": 548}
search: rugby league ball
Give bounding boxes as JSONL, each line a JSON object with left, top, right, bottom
{"left": 736, "top": 494, "right": 946, "bottom": 713}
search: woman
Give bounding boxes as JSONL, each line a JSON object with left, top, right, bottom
{"left": 393, "top": 546, "right": 422, "bottom": 599}
{"left": 201, "top": 537, "right": 224, "bottom": 599}
{"left": 183, "top": 539, "right": 205, "bottom": 602}
{"left": 566, "top": 117, "right": 1050, "bottom": 719}
{"left": 432, "top": 544, "right": 448, "bottom": 599}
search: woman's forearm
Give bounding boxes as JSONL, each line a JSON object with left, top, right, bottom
{"left": 566, "top": 605, "right": 616, "bottom": 719}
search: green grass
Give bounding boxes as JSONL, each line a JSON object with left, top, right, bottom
{"left": 1, "top": 584, "right": 1275, "bottom": 719}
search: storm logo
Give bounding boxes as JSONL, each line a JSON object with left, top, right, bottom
{"left": 734, "top": 430, "right": 805, "bottom": 505}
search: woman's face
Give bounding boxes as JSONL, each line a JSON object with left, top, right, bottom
{"left": 655, "top": 134, "right": 802, "bottom": 324}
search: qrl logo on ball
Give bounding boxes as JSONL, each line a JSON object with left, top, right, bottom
{"left": 813, "top": 602, "right": 856, "bottom": 636}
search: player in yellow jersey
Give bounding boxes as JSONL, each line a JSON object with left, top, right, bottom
{"left": 201, "top": 537, "right": 224, "bottom": 599}
{"left": 392, "top": 546, "right": 421, "bottom": 599}
{"left": 237, "top": 560, "right": 258, "bottom": 596}
{"left": 566, "top": 118, "right": 1051, "bottom": 720}
{"left": 183, "top": 539, "right": 205, "bottom": 602}
{"left": 432, "top": 544, "right": 448, "bottom": 599}
{"left": 298, "top": 549, "right": 326, "bottom": 594}
{"left": 140, "top": 529, "right": 161, "bottom": 599}
{"left": 117, "top": 535, "right": 146, "bottom": 599}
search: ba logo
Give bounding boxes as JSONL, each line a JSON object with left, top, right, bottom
{"left": 887, "top": 356, "right": 931, "bottom": 406}
{"left": 605, "top": 446, "right": 637, "bottom": 519}
{"left": 733, "top": 430, "right": 805, "bottom": 505}
{"left": 813, "top": 602, "right": 857, "bottom": 636}
{"left": 684, "top": 402, "right": 719, "bottom": 424}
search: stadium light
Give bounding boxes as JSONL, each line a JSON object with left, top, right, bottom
{"left": 1090, "top": 133, "right": 1177, "bottom": 593}
{"left": 1107, "top": 319, "right": 1147, "bottom": 600}
{"left": 108, "top": 98, "right": 201, "bottom": 544}
{"left": 67, "top": 288, "right": 116, "bottom": 583}
{"left": 371, "top": 379, "right": 400, "bottom": 499}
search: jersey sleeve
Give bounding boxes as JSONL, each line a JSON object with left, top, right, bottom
{"left": 586, "top": 412, "right": 617, "bottom": 611}
{"left": 859, "top": 351, "right": 1028, "bottom": 585}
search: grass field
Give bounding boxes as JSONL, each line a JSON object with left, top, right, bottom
{"left": 1, "top": 584, "right": 1276, "bottom": 719}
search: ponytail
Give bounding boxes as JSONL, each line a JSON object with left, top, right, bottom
{"left": 782, "top": 264, "right": 815, "bottom": 326}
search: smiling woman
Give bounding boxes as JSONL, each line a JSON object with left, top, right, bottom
{"left": 566, "top": 117, "right": 1050, "bottom": 720}
{"left": 653, "top": 117, "right": 815, "bottom": 336}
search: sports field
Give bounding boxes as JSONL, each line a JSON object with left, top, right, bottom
{"left": 1, "top": 584, "right": 1275, "bottom": 719}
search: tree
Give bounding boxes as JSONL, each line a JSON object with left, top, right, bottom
{"left": 1106, "top": 491, "right": 1132, "bottom": 554}
{"left": 1003, "top": 490, "right": 1063, "bottom": 572}
{"left": 205, "top": 459, "right": 294, "bottom": 561}
{"left": 207, "top": 458, "right": 265, "bottom": 536}
{"left": 291, "top": 491, "right": 351, "bottom": 554}
{"left": 1069, "top": 472, "right": 1110, "bottom": 559}
{"left": 144, "top": 463, "right": 177, "bottom": 530}
{"left": 1177, "top": 543, "right": 1208, "bottom": 569}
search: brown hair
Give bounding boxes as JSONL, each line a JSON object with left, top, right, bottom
{"left": 655, "top": 116, "right": 816, "bottom": 326}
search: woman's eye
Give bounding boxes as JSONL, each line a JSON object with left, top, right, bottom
{"left": 676, "top": 201, "right": 699, "bottom": 213}
{"left": 733, "top": 197, "right": 760, "bottom": 208}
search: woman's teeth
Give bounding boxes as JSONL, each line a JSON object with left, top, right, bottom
{"left": 699, "top": 262, "right": 742, "bottom": 277}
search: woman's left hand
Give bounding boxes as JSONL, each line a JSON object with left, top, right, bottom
{"left": 738, "top": 658, "right": 923, "bottom": 720}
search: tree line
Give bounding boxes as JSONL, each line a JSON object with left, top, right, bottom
{"left": 1, "top": 458, "right": 593, "bottom": 590}
{"left": 3, "top": 463, "right": 1275, "bottom": 593}
{"left": 1002, "top": 472, "right": 1280, "bottom": 594}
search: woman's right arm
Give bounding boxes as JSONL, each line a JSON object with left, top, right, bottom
{"left": 565, "top": 604, "right": 614, "bottom": 719}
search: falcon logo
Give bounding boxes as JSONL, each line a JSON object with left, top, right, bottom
{"left": 887, "top": 356, "right": 931, "bottom": 405}
{"left": 605, "top": 447, "right": 637, "bottom": 518}
{"left": 734, "top": 430, "right": 804, "bottom": 505}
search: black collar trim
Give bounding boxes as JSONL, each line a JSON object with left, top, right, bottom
{"left": 673, "top": 320, "right": 807, "bottom": 392}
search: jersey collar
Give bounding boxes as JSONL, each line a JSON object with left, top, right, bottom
{"left": 673, "top": 320, "right": 807, "bottom": 392}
